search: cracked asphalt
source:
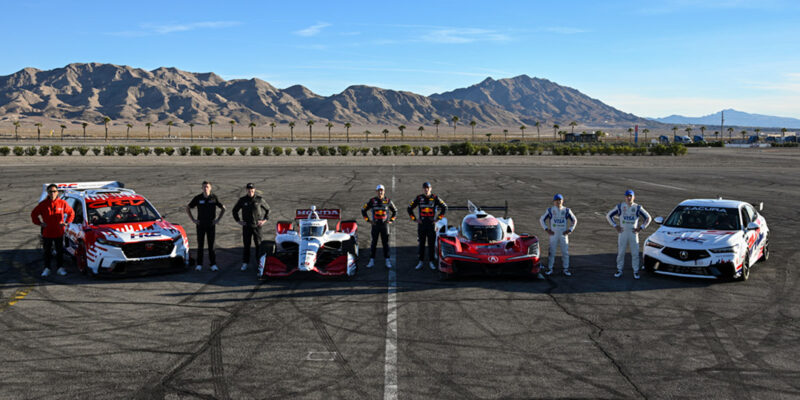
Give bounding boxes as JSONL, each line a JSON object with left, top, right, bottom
{"left": 0, "top": 147, "right": 798, "bottom": 399}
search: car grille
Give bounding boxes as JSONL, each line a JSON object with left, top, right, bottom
{"left": 109, "top": 257, "right": 185, "bottom": 275}
{"left": 644, "top": 256, "right": 734, "bottom": 278}
{"left": 661, "top": 247, "right": 710, "bottom": 261}
{"left": 122, "top": 241, "right": 174, "bottom": 258}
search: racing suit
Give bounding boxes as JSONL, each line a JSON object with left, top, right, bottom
{"left": 232, "top": 195, "right": 270, "bottom": 263}
{"left": 539, "top": 206, "right": 577, "bottom": 271}
{"left": 31, "top": 197, "right": 75, "bottom": 270}
{"left": 408, "top": 194, "right": 447, "bottom": 262}
{"left": 362, "top": 196, "right": 397, "bottom": 260}
{"left": 606, "top": 202, "right": 651, "bottom": 272}
{"left": 187, "top": 193, "right": 225, "bottom": 266}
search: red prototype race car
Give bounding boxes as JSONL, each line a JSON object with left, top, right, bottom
{"left": 435, "top": 201, "right": 542, "bottom": 279}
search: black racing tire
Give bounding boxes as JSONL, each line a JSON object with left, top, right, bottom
{"left": 759, "top": 241, "right": 769, "bottom": 262}
{"left": 343, "top": 237, "right": 357, "bottom": 258}
{"left": 737, "top": 253, "right": 751, "bottom": 282}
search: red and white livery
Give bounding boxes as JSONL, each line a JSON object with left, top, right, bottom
{"left": 435, "top": 201, "right": 541, "bottom": 279}
{"left": 47, "top": 181, "right": 190, "bottom": 276}
{"left": 258, "top": 206, "right": 359, "bottom": 278}
{"left": 643, "top": 198, "right": 769, "bottom": 281}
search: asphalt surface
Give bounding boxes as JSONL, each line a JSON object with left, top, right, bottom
{"left": 1, "top": 148, "right": 798, "bottom": 399}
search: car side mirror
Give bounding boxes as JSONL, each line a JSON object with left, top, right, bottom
{"left": 654, "top": 216, "right": 664, "bottom": 224}
{"left": 746, "top": 222, "right": 759, "bottom": 231}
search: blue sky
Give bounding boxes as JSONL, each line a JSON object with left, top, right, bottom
{"left": 2, "top": 0, "right": 799, "bottom": 118}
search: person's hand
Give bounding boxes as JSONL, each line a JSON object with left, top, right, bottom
{"left": 615, "top": 226, "right": 623, "bottom": 233}
{"left": 546, "top": 228, "right": 554, "bottom": 236}
{"left": 257, "top": 220, "right": 264, "bottom": 227}
{"left": 634, "top": 227, "right": 641, "bottom": 233}
{"left": 416, "top": 219, "right": 421, "bottom": 224}
{"left": 563, "top": 230, "right": 571, "bottom": 236}
{"left": 238, "top": 220, "right": 246, "bottom": 227}
{"left": 192, "top": 218, "right": 199, "bottom": 225}
{"left": 370, "top": 220, "right": 375, "bottom": 225}
{"left": 213, "top": 219, "right": 220, "bottom": 225}
{"left": 60, "top": 221, "right": 68, "bottom": 226}
{"left": 40, "top": 222, "right": 47, "bottom": 228}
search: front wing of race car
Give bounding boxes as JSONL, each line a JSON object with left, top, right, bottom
{"left": 259, "top": 245, "right": 356, "bottom": 278}
{"left": 437, "top": 236, "right": 541, "bottom": 277}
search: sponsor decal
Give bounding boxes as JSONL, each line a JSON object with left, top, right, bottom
{"left": 686, "top": 206, "right": 726, "bottom": 212}
{"left": 296, "top": 209, "right": 341, "bottom": 219}
{"left": 87, "top": 198, "right": 145, "bottom": 209}
{"left": 672, "top": 237, "right": 705, "bottom": 243}
{"left": 131, "top": 232, "right": 160, "bottom": 238}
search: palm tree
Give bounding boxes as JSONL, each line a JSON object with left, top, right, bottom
{"left": 189, "top": 123, "right": 195, "bottom": 142}
{"left": 398, "top": 124, "right": 406, "bottom": 139}
{"left": 781, "top": 127, "right": 788, "bottom": 140}
{"left": 364, "top": 130, "right": 371, "bottom": 143}
{"left": 469, "top": 120, "right": 476, "bottom": 141}
{"left": 344, "top": 122, "right": 352, "bottom": 142}
{"left": 145, "top": 122, "right": 152, "bottom": 140}
{"left": 485, "top": 133, "right": 492, "bottom": 142}
{"left": 433, "top": 119, "right": 441, "bottom": 139}
{"left": 326, "top": 122, "right": 334, "bottom": 142}
{"left": 382, "top": 128, "right": 389, "bottom": 142}
{"left": 642, "top": 128, "right": 650, "bottom": 143}
{"left": 13, "top": 121, "right": 20, "bottom": 140}
{"left": 685, "top": 127, "right": 692, "bottom": 139}
{"left": 699, "top": 126, "right": 706, "bottom": 139}
{"left": 552, "top": 124, "right": 559, "bottom": 140}
{"left": 288, "top": 121, "right": 295, "bottom": 142}
{"left": 35, "top": 122, "right": 43, "bottom": 141}
{"left": 627, "top": 127, "right": 634, "bottom": 142}
{"left": 126, "top": 123, "right": 133, "bottom": 140}
{"left": 306, "top": 119, "right": 315, "bottom": 143}
{"left": 229, "top": 119, "right": 236, "bottom": 140}
{"left": 418, "top": 126, "right": 424, "bottom": 138}
{"left": 451, "top": 116, "right": 459, "bottom": 138}
{"left": 59, "top": 124, "right": 66, "bottom": 141}
{"left": 740, "top": 130, "right": 747, "bottom": 142}
{"left": 503, "top": 129, "right": 509, "bottom": 141}
{"left": 269, "top": 122, "right": 276, "bottom": 141}
{"left": 166, "top": 120, "right": 174, "bottom": 138}
{"left": 727, "top": 127, "right": 734, "bottom": 142}
{"left": 714, "top": 131, "right": 720, "bottom": 141}
{"left": 209, "top": 119, "right": 216, "bottom": 142}
{"left": 81, "top": 122, "right": 88, "bottom": 141}
{"left": 754, "top": 128, "right": 761, "bottom": 142}
{"left": 103, "top": 116, "right": 111, "bottom": 141}
{"left": 520, "top": 125, "right": 526, "bottom": 140}
{"left": 534, "top": 121, "right": 541, "bottom": 141}
{"left": 672, "top": 126, "right": 678, "bottom": 138}
{"left": 249, "top": 122, "right": 257, "bottom": 142}
{"left": 569, "top": 121, "right": 578, "bottom": 133}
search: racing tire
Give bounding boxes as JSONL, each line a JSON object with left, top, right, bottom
{"left": 343, "top": 238, "right": 357, "bottom": 258}
{"left": 759, "top": 242, "right": 769, "bottom": 262}
{"left": 737, "top": 253, "right": 751, "bottom": 282}
{"left": 74, "top": 242, "right": 88, "bottom": 275}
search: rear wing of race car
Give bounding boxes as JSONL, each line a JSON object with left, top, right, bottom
{"left": 447, "top": 200, "right": 509, "bottom": 218}
{"left": 39, "top": 181, "right": 124, "bottom": 201}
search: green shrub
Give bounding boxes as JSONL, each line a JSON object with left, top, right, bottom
{"left": 26, "top": 146, "right": 38, "bottom": 156}
{"left": 250, "top": 146, "right": 261, "bottom": 156}
{"left": 284, "top": 147, "right": 292, "bottom": 155}
{"left": 101, "top": 146, "right": 114, "bottom": 156}
{"left": 296, "top": 147, "right": 306, "bottom": 155}
{"left": 226, "top": 147, "right": 236, "bottom": 155}
{"left": 478, "top": 145, "right": 490, "bottom": 155}
{"left": 92, "top": 147, "right": 101, "bottom": 156}
{"left": 238, "top": 147, "right": 248, "bottom": 155}
{"left": 203, "top": 147, "right": 213, "bottom": 156}
{"left": 38, "top": 145, "right": 50, "bottom": 156}
{"left": 307, "top": 147, "right": 317, "bottom": 155}
{"left": 190, "top": 145, "right": 202, "bottom": 156}
{"left": 179, "top": 146, "right": 189, "bottom": 156}
{"left": 449, "top": 142, "right": 476, "bottom": 155}
{"left": 398, "top": 144, "right": 412, "bottom": 155}
{"left": 391, "top": 145, "right": 399, "bottom": 155}
{"left": 262, "top": 146, "right": 272, "bottom": 156}
{"left": 154, "top": 147, "right": 165, "bottom": 156}
{"left": 77, "top": 146, "right": 89, "bottom": 156}
{"left": 118, "top": 145, "right": 129, "bottom": 156}
{"left": 327, "top": 146, "right": 337, "bottom": 156}
{"left": 214, "top": 147, "right": 224, "bottom": 156}
{"left": 165, "top": 147, "right": 175, "bottom": 155}
{"left": 50, "top": 145, "right": 63, "bottom": 156}
{"left": 491, "top": 143, "right": 509, "bottom": 155}
{"left": 317, "top": 146, "right": 329, "bottom": 156}
{"left": 337, "top": 145, "right": 350, "bottom": 156}
{"left": 359, "top": 147, "right": 370, "bottom": 156}
{"left": 273, "top": 146, "right": 283, "bottom": 156}
{"left": 411, "top": 146, "right": 421, "bottom": 155}
{"left": 379, "top": 145, "right": 393, "bottom": 155}
{"left": 141, "top": 147, "right": 151, "bottom": 155}
{"left": 0, "top": 146, "right": 9, "bottom": 156}
{"left": 422, "top": 146, "right": 431, "bottom": 155}
{"left": 432, "top": 146, "right": 439, "bottom": 155}
{"left": 372, "top": 147, "right": 380, "bottom": 156}
{"left": 13, "top": 146, "right": 24, "bottom": 156}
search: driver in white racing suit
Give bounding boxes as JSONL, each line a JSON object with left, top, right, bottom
{"left": 606, "top": 189, "right": 651, "bottom": 279}
{"left": 539, "top": 194, "right": 577, "bottom": 276}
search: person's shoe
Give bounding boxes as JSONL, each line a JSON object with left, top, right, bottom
{"left": 414, "top": 261, "right": 424, "bottom": 270}
{"left": 614, "top": 270, "right": 623, "bottom": 278}
{"left": 563, "top": 269, "right": 572, "bottom": 277}
{"left": 545, "top": 267, "right": 553, "bottom": 276}
{"left": 633, "top": 272, "right": 641, "bottom": 280}
{"left": 241, "top": 263, "right": 248, "bottom": 271}
{"left": 210, "top": 265, "right": 219, "bottom": 272}
{"left": 366, "top": 258, "right": 375, "bottom": 268}
{"left": 41, "top": 268, "right": 51, "bottom": 277}
{"left": 385, "top": 259, "right": 392, "bottom": 269}
{"left": 429, "top": 262, "right": 436, "bottom": 270}
{"left": 195, "top": 264, "right": 203, "bottom": 271}
{"left": 56, "top": 267, "right": 67, "bottom": 276}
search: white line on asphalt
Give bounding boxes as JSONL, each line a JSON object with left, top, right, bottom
{"left": 624, "top": 178, "right": 687, "bottom": 191}
{"left": 384, "top": 164, "right": 399, "bottom": 400}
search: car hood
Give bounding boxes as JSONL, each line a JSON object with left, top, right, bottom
{"left": 93, "top": 220, "right": 181, "bottom": 243}
{"left": 649, "top": 227, "right": 740, "bottom": 249}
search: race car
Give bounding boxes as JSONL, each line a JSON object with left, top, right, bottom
{"left": 258, "top": 206, "right": 358, "bottom": 278}
{"left": 643, "top": 198, "right": 769, "bottom": 281}
{"left": 45, "top": 181, "right": 190, "bottom": 276}
{"left": 435, "top": 201, "right": 541, "bottom": 279}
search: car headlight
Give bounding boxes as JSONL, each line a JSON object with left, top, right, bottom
{"left": 96, "top": 237, "right": 122, "bottom": 247}
{"left": 527, "top": 242, "right": 539, "bottom": 257}
{"left": 440, "top": 242, "right": 456, "bottom": 258}
{"left": 645, "top": 240, "right": 664, "bottom": 249}
{"left": 709, "top": 244, "right": 739, "bottom": 253}
{"left": 171, "top": 233, "right": 184, "bottom": 242}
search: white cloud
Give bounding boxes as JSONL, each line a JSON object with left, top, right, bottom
{"left": 421, "top": 28, "right": 510, "bottom": 44}
{"left": 294, "top": 23, "right": 331, "bottom": 37}
{"left": 109, "top": 21, "right": 240, "bottom": 37}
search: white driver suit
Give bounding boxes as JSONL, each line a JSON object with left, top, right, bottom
{"left": 606, "top": 202, "right": 651, "bottom": 272}
{"left": 540, "top": 206, "right": 577, "bottom": 270}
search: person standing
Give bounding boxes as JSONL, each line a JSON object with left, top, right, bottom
{"left": 606, "top": 189, "right": 651, "bottom": 279}
{"left": 232, "top": 183, "right": 270, "bottom": 271}
{"left": 31, "top": 184, "right": 74, "bottom": 277}
{"left": 186, "top": 181, "right": 226, "bottom": 271}
{"left": 540, "top": 194, "right": 577, "bottom": 276}
{"left": 362, "top": 184, "right": 397, "bottom": 269}
{"left": 407, "top": 181, "right": 447, "bottom": 270}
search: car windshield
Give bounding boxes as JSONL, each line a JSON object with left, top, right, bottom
{"left": 87, "top": 200, "right": 161, "bottom": 225}
{"left": 301, "top": 225, "right": 325, "bottom": 237}
{"left": 663, "top": 206, "right": 740, "bottom": 230}
{"left": 462, "top": 222, "right": 503, "bottom": 243}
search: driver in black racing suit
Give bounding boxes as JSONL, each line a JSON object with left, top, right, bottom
{"left": 362, "top": 184, "right": 397, "bottom": 269}
{"left": 407, "top": 181, "right": 447, "bottom": 270}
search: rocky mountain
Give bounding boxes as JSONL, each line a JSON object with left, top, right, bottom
{"left": 0, "top": 63, "right": 648, "bottom": 127}
{"left": 651, "top": 109, "right": 800, "bottom": 129}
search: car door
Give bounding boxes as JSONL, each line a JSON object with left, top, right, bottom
{"left": 63, "top": 196, "right": 84, "bottom": 256}
{"left": 741, "top": 205, "right": 758, "bottom": 255}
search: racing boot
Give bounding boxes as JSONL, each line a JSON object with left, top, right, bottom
{"left": 414, "top": 261, "right": 424, "bottom": 270}
{"left": 56, "top": 267, "right": 67, "bottom": 276}
{"left": 545, "top": 266, "right": 553, "bottom": 276}
{"left": 241, "top": 263, "right": 248, "bottom": 271}
{"left": 195, "top": 264, "right": 203, "bottom": 271}
{"left": 41, "top": 268, "right": 51, "bottom": 277}
{"left": 366, "top": 258, "right": 375, "bottom": 268}
{"left": 210, "top": 265, "right": 219, "bottom": 272}
{"left": 385, "top": 259, "right": 392, "bottom": 269}
{"left": 563, "top": 269, "right": 572, "bottom": 277}
{"left": 614, "top": 270, "right": 623, "bottom": 278}
{"left": 633, "top": 271, "right": 641, "bottom": 280}
{"left": 429, "top": 261, "right": 436, "bottom": 270}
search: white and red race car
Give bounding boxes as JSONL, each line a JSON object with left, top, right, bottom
{"left": 643, "top": 198, "right": 769, "bottom": 281}
{"left": 46, "top": 181, "right": 190, "bottom": 276}
{"left": 258, "top": 206, "right": 359, "bottom": 278}
{"left": 435, "top": 201, "right": 541, "bottom": 279}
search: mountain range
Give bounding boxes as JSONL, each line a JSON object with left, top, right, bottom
{"left": 651, "top": 109, "right": 800, "bottom": 129}
{"left": 0, "top": 63, "right": 650, "bottom": 127}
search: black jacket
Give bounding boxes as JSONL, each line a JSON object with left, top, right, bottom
{"left": 232, "top": 195, "right": 270, "bottom": 227}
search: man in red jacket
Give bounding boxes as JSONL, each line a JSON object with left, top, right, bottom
{"left": 31, "top": 184, "right": 75, "bottom": 277}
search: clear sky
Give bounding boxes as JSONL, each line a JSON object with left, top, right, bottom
{"left": 2, "top": 0, "right": 799, "bottom": 118}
